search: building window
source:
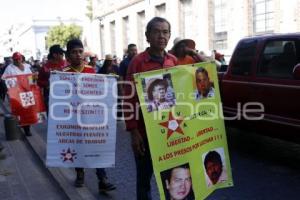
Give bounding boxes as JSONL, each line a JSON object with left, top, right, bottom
{"left": 122, "top": 16, "right": 130, "bottom": 49}
{"left": 214, "top": 32, "right": 227, "bottom": 50}
{"left": 253, "top": 0, "right": 274, "bottom": 34}
{"left": 179, "top": 0, "right": 193, "bottom": 38}
{"left": 110, "top": 21, "right": 116, "bottom": 55}
{"left": 214, "top": 0, "right": 227, "bottom": 33}
{"left": 213, "top": 0, "right": 227, "bottom": 50}
{"left": 155, "top": 3, "right": 166, "bottom": 18}
{"left": 137, "top": 10, "right": 146, "bottom": 51}
{"left": 100, "top": 24, "right": 105, "bottom": 58}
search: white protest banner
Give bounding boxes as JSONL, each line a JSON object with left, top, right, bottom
{"left": 46, "top": 72, "right": 117, "bottom": 168}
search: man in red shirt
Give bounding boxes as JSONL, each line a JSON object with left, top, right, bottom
{"left": 63, "top": 39, "right": 115, "bottom": 192}
{"left": 63, "top": 39, "right": 95, "bottom": 73}
{"left": 124, "top": 17, "right": 177, "bottom": 200}
{"left": 37, "top": 44, "right": 66, "bottom": 113}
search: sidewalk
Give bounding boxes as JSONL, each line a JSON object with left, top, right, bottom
{"left": 0, "top": 107, "right": 68, "bottom": 200}
{"left": 0, "top": 99, "right": 160, "bottom": 200}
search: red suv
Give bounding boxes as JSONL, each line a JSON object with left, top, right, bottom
{"left": 219, "top": 34, "right": 300, "bottom": 141}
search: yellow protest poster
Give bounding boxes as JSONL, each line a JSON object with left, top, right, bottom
{"left": 134, "top": 62, "right": 233, "bottom": 200}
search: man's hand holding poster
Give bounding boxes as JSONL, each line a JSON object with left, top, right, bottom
{"left": 4, "top": 74, "right": 46, "bottom": 125}
{"left": 46, "top": 72, "right": 117, "bottom": 168}
{"left": 134, "top": 62, "right": 233, "bottom": 200}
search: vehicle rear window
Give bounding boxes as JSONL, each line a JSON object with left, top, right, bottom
{"left": 231, "top": 40, "right": 257, "bottom": 76}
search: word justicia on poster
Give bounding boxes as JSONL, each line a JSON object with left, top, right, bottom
{"left": 134, "top": 62, "right": 233, "bottom": 200}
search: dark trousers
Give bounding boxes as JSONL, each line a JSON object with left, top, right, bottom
{"left": 0, "top": 80, "right": 7, "bottom": 101}
{"left": 43, "top": 88, "right": 49, "bottom": 115}
{"left": 96, "top": 168, "right": 107, "bottom": 180}
{"left": 134, "top": 137, "right": 153, "bottom": 200}
{"left": 75, "top": 167, "right": 107, "bottom": 180}
{"left": 22, "top": 125, "right": 30, "bottom": 134}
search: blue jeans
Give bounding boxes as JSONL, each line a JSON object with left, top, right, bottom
{"left": 134, "top": 137, "right": 153, "bottom": 200}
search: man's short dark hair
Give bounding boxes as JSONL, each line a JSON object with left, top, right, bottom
{"left": 128, "top": 43, "right": 137, "bottom": 49}
{"left": 48, "top": 44, "right": 65, "bottom": 59}
{"left": 164, "top": 163, "right": 190, "bottom": 182}
{"left": 160, "top": 163, "right": 194, "bottom": 200}
{"left": 147, "top": 79, "right": 168, "bottom": 101}
{"left": 66, "top": 39, "right": 83, "bottom": 53}
{"left": 204, "top": 151, "right": 222, "bottom": 170}
{"left": 145, "top": 17, "right": 171, "bottom": 36}
{"left": 195, "top": 67, "right": 209, "bottom": 77}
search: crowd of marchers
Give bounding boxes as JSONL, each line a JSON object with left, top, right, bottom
{"left": 0, "top": 17, "right": 227, "bottom": 200}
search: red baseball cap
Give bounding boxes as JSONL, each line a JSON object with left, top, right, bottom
{"left": 12, "top": 52, "right": 23, "bottom": 61}
{"left": 215, "top": 52, "right": 224, "bottom": 60}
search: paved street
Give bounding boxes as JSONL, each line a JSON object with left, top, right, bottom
{"left": 29, "top": 120, "right": 300, "bottom": 200}
{"left": 1, "top": 99, "right": 300, "bottom": 199}
{"left": 33, "top": 120, "right": 160, "bottom": 200}
{"left": 0, "top": 97, "right": 160, "bottom": 200}
{"left": 206, "top": 127, "right": 300, "bottom": 200}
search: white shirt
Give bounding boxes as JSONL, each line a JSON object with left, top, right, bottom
{"left": 195, "top": 87, "right": 215, "bottom": 101}
{"left": 147, "top": 99, "right": 175, "bottom": 112}
{"left": 205, "top": 168, "right": 228, "bottom": 188}
{"left": 1, "top": 63, "right": 32, "bottom": 78}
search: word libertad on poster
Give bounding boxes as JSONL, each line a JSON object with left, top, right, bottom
{"left": 134, "top": 62, "right": 233, "bottom": 200}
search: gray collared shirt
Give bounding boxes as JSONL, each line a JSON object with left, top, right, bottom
{"left": 195, "top": 87, "right": 215, "bottom": 100}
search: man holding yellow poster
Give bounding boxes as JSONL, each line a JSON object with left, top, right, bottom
{"left": 133, "top": 62, "right": 233, "bottom": 200}
{"left": 124, "top": 17, "right": 177, "bottom": 200}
